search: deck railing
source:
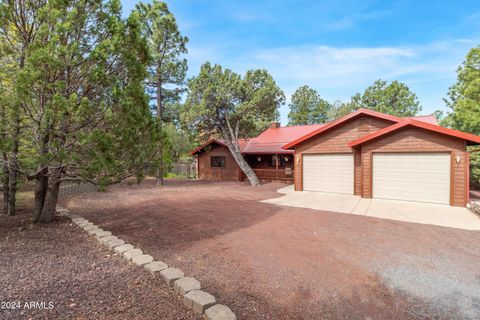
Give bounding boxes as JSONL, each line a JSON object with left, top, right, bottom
{"left": 252, "top": 168, "right": 294, "bottom": 181}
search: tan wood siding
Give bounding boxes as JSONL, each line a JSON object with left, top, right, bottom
{"left": 452, "top": 150, "right": 467, "bottom": 206}
{"left": 294, "top": 153, "right": 302, "bottom": 191}
{"left": 354, "top": 149, "right": 362, "bottom": 195}
{"left": 197, "top": 144, "right": 240, "bottom": 181}
{"left": 293, "top": 116, "right": 393, "bottom": 190}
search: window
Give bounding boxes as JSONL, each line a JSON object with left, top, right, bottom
{"left": 210, "top": 156, "right": 226, "bottom": 168}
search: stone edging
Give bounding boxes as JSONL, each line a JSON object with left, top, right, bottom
{"left": 469, "top": 201, "right": 480, "bottom": 217}
{"left": 56, "top": 206, "right": 236, "bottom": 320}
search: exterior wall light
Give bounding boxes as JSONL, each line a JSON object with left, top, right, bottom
{"left": 455, "top": 156, "right": 461, "bottom": 164}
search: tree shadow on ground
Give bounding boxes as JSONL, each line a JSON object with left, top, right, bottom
{"left": 63, "top": 179, "right": 284, "bottom": 253}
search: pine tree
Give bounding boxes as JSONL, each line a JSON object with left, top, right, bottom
{"left": 0, "top": 0, "right": 159, "bottom": 222}
{"left": 444, "top": 45, "right": 480, "bottom": 188}
{"left": 338, "top": 79, "right": 421, "bottom": 118}
{"left": 135, "top": 0, "right": 188, "bottom": 185}
{"left": 183, "top": 63, "right": 284, "bottom": 186}
{"left": 288, "top": 85, "right": 332, "bottom": 125}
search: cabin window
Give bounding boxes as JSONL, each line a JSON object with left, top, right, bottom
{"left": 210, "top": 156, "right": 226, "bottom": 168}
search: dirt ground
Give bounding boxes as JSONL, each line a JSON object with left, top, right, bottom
{"left": 0, "top": 211, "right": 199, "bottom": 320}
{"left": 63, "top": 179, "right": 480, "bottom": 320}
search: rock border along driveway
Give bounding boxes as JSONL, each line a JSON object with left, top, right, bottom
{"left": 57, "top": 206, "right": 236, "bottom": 320}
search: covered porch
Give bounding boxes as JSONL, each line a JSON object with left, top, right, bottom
{"left": 241, "top": 153, "right": 294, "bottom": 183}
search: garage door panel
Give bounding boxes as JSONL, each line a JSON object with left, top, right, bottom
{"left": 303, "top": 154, "right": 353, "bottom": 194}
{"left": 373, "top": 153, "right": 450, "bottom": 204}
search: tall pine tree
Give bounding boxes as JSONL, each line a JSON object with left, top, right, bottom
{"left": 336, "top": 79, "right": 421, "bottom": 118}
{"left": 288, "top": 85, "right": 332, "bottom": 125}
{"left": 135, "top": 0, "right": 188, "bottom": 185}
{"left": 444, "top": 45, "right": 480, "bottom": 188}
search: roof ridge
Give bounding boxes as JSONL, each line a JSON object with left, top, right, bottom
{"left": 349, "top": 119, "right": 480, "bottom": 147}
{"left": 407, "top": 114, "right": 434, "bottom": 118}
{"left": 275, "top": 123, "right": 327, "bottom": 128}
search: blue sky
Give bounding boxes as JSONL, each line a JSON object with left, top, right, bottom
{"left": 121, "top": 0, "right": 480, "bottom": 124}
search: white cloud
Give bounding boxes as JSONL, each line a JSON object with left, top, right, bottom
{"left": 185, "top": 39, "right": 477, "bottom": 122}
{"left": 250, "top": 46, "right": 417, "bottom": 84}
{"left": 466, "top": 10, "right": 480, "bottom": 21}
{"left": 328, "top": 10, "right": 391, "bottom": 31}
{"left": 230, "top": 11, "right": 267, "bottom": 23}
{"left": 246, "top": 42, "right": 464, "bottom": 86}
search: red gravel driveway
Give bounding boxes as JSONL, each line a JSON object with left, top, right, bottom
{"left": 0, "top": 211, "right": 199, "bottom": 320}
{"left": 64, "top": 179, "right": 480, "bottom": 320}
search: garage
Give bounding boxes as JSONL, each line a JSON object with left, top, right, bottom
{"left": 283, "top": 109, "right": 480, "bottom": 207}
{"left": 373, "top": 153, "right": 451, "bottom": 204}
{"left": 303, "top": 154, "right": 353, "bottom": 194}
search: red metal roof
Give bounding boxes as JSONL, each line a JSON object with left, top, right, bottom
{"left": 190, "top": 124, "right": 325, "bottom": 155}
{"left": 348, "top": 119, "right": 480, "bottom": 147}
{"left": 190, "top": 110, "right": 476, "bottom": 156}
{"left": 242, "top": 124, "right": 324, "bottom": 154}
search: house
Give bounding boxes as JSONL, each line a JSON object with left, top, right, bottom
{"left": 191, "top": 109, "right": 480, "bottom": 207}
{"left": 190, "top": 122, "right": 324, "bottom": 183}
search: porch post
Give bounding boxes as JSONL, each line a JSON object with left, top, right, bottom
{"left": 275, "top": 154, "right": 279, "bottom": 180}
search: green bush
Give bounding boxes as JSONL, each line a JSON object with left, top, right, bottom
{"left": 470, "top": 150, "right": 480, "bottom": 190}
{"left": 164, "top": 172, "right": 188, "bottom": 179}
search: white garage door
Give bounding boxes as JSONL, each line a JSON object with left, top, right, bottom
{"left": 373, "top": 153, "right": 450, "bottom": 204}
{"left": 303, "top": 154, "right": 353, "bottom": 194}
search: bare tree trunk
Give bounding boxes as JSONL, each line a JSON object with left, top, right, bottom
{"left": 226, "top": 142, "right": 260, "bottom": 186}
{"left": 4, "top": 51, "right": 25, "bottom": 216}
{"left": 6, "top": 116, "right": 20, "bottom": 215}
{"left": 32, "top": 168, "right": 49, "bottom": 222}
{"left": 220, "top": 124, "right": 260, "bottom": 186}
{"left": 37, "top": 174, "right": 60, "bottom": 223}
{"left": 1, "top": 160, "right": 9, "bottom": 214}
{"left": 6, "top": 166, "right": 17, "bottom": 215}
{"left": 0, "top": 104, "right": 9, "bottom": 213}
{"left": 0, "top": 103, "right": 17, "bottom": 215}
{"left": 156, "top": 65, "right": 164, "bottom": 185}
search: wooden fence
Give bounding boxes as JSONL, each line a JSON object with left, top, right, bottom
{"left": 58, "top": 181, "right": 97, "bottom": 197}
{"left": 1, "top": 181, "right": 97, "bottom": 209}
{"left": 170, "top": 161, "right": 197, "bottom": 179}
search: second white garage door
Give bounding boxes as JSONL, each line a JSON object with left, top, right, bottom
{"left": 373, "top": 153, "right": 451, "bottom": 204}
{"left": 303, "top": 154, "right": 354, "bottom": 194}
